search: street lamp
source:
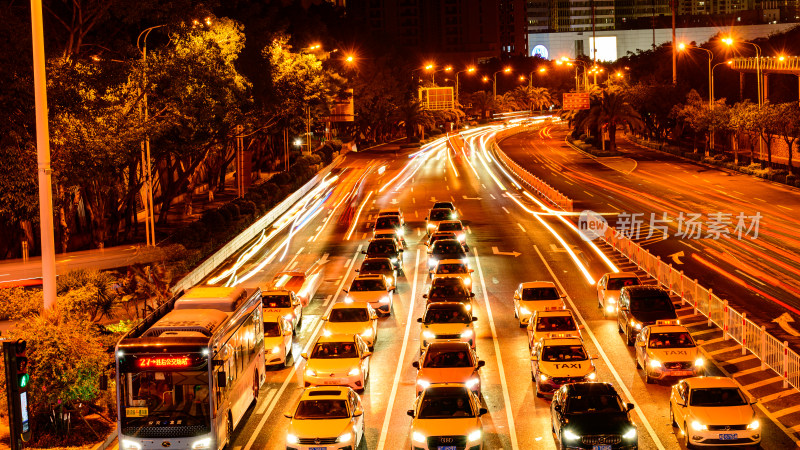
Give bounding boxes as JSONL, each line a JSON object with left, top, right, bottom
{"left": 556, "top": 57, "right": 590, "bottom": 92}
{"left": 411, "top": 63, "right": 435, "bottom": 82}
{"left": 723, "top": 37, "right": 762, "bottom": 107}
{"left": 493, "top": 66, "right": 512, "bottom": 98}
{"left": 432, "top": 65, "right": 453, "bottom": 84}
{"left": 711, "top": 60, "right": 733, "bottom": 103}
{"left": 455, "top": 66, "right": 476, "bottom": 107}
{"left": 678, "top": 43, "right": 714, "bottom": 107}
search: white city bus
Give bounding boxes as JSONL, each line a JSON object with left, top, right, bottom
{"left": 115, "top": 286, "right": 265, "bottom": 450}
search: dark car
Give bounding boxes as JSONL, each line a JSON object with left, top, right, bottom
{"left": 373, "top": 215, "right": 404, "bottom": 240}
{"left": 363, "top": 238, "right": 404, "bottom": 272}
{"left": 426, "top": 231, "right": 458, "bottom": 250}
{"left": 426, "top": 208, "right": 458, "bottom": 235}
{"left": 432, "top": 201, "right": 456, "bottom": 212}
{"left": 551, "top": 383, "right": 638, "bottom": 450}
{"left": 355, "top": 257, "right": 397, "bottom": 291}
{"left": 424, "top": 277, "right": 475, "bottom": 315}
{"left": 617, "top": 286, "right": 678, "bottom": 345}
{"left": 428, "top": 239, "right": 468, "bottom": 271}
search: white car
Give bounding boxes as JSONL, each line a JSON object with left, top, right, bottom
{"left": 344, "top": 274, "right": 393, "bottom": 316}
{"left": 435, "top": 220, "right": 467, "bottom": 246}
{"left": 670, "top": 377, "right": 761, "bottom": 448}
{"left": 426, "top": 208, "right": 457, "bottom": 235}
{"left": 513, "top": 282, "right": 565, "bottom": 327}
{"left": 262, "top": 289, "right": 304, "bottom": 332}
{"left": 377, "top": 207, "right": 404, "bottom": 225}
{"left": 372, "top": 229, "right": 404, "bottom": 250}
{"left": 635, "top": 322, "right": 704, "bottom": 383}
{"left": 263, "top": 315, "right": 294, "bottom": 367}
{"left": 596, "top": 272, "right": 641, "bottom": 317}
{"left": 431, "top": 259, "right": 474, "bottom": 291}
{"left": 302, "top": 334, "right": 372, "bottom": 392}
{"left": 526, "top": 309, "right": 581, "bottom": 348}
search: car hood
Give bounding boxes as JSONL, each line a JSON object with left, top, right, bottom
{"left": 519, "top": 299, "right": 563, "bottom": 311}
{"left": 563, "top": 412, "right": 634, "bottom": 435}
{"left": 413, "top": 417, "right": 480, "bottom": 437}
{"left": 689, "top": 406, "right": 755, "bottom": 426}
{"left": 348, "top": 292, "right": 385, "bottom": 302}
{"left": 289, "top": 418, "right": 351, "bottom": 440}
{"left": 647, "top": 347, "right": 699, "bottom": 363}
{"left": 264, "top": 308, "right": 293, "bottom": 318}
{"left": 264, "top": 336, "right": 286, "bottom": 348}
{"left": 422, "top": 323, "right": 471, "bottom": 334}
{"left": 417, "top": 367, "right": 477, "bottom": 384}
{"left": 631, "top": 310, "right": 677, "bottom": 324}
{"left": 432, "top": 252, "right": 466, "bottom": 260}
{"left": 324, "top": 321, "right": 371, "bottom": 335}
{"left": 307, "top": 358, "right": 361, "bottom": 372}
{"left": 539, "top": 360, "right": 593, "bottom": 377}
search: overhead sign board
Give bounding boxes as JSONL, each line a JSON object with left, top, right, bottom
{"left": 562, "top": 92, "right": 591, "bottom": 110}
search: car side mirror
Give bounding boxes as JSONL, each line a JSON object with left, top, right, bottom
{"left": 284, "top": 411, "right": 293, "bottom": 418}
{"left": 749, "top": 396, "right": 757, "bottom": 405}
{"left": 362, "top": 351, "right": 373, "bottom": 358}
{"left": 407, "top": 409, "right": 415, "bottom": 417}
{"left": 470, "top": 293, "right": 475, "bottom": 298}
{"left": 217, "top": 371, "right": 227, "bottom": 388}
{"left": 353, "top": 407, "right": 364, "bottom": 417}
{"left": 635, "top": 341, "right": 645, "bottom": 347}
{"left": 579, "top": 324, "right": 585, "bottom": 330}
{"left": 354, "top": 269, "right": 360, "bottom": 273}
{"left": 513, "top": 293, "right": 520, "bottom": 300}
{"left": 469, "top": 269, "right": 474, "bottom": 273}
{"left": 591, "top": 354, "right": 599, "bottom": 360}
{"left": 361, "top": 251, "right": 366, "bottom": 254}
{"left": 399, "top": 249, "right": 404, "bottom": 252}
{"left": 412, "top": 361, "right": 420, "bottom": 369}
{"left": 284, "top": 329, "right": 293, "bottom": 336}
{"left": 301, "top": 352, "right": 308, "bottom": 359}
{"left": 422, "top": 294, "right": 428, "bottom": 299}
{"left": 479, "top": 407, "right": 488, "bottom": 416}
{"left": 343, "top": 289, "right": 349, "bottom": 293}
{"left": 626, "top": 403, "right": 635, "bottom": 411}
{"left": 417, "top": 318, "right": 423, "bottom": 323}
{"left": 477, "top": 360, "right": 485, "bottom": 368}
{"left": 471, "top": 317, "right": 478, "bottom": 322}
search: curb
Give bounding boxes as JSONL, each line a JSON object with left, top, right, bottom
{"left": 91, "top": 428, "right": 117, "bottom": 450}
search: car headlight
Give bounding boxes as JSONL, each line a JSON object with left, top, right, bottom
{"left": 467, "top": 430, "right": 482, "bottom": 442}
{"left": 586, "top": 372, "right": 597, "bottom": 380}
{"left": 427, "top": 223, "right": 436, "bottom": 229}
{"left": 465, "top": 304, "right": 471, "bottom": 311}
{"left": 462, "top": 258, "right": 468, "bottom": 265}
{"left": 539, "top": 373, "right": 549, "bottom": 382}
{"left": 691, "top": 420, "right": 708, "bottom": 431}
{"left": 286, "top": 433, "right": 299, "bottom": 445}
{"left": 461, "top": 329, "right": 473, "bottom": 338}
{"left": 272, "top": 345, "right": 281, "bottom": 354}
{"left": 121, "top": 440, "right": 142, "bottom": 450}
{"left": 630, "top": 319, "right": 642, "bottom": 330}
{"left": 305, "top": 368, "right": 317, "bottom": 377}
{"left": 694, "top": 358, "right": 704, "bottom": 367}
{"left": 380, "top": 296, "right": 390, "bottom": 303}
{"left": 412, "top": 431, "right": 426, "bottom": 443}
{"left": 458, "top": 234, "right": 466, "bottom": 241}
{"left": 361, "top": 328, "right": 373, "bottom": 337}
{"left": 422, "top": 330, "right": 435, "bottom": 339}
{"left": 464, "top": 278, "right": 472, "bottom": 285}
{"left": 390, "top": 257, "right": 398, "bottom": 263}
{"left": 649, "top": 359, "right": 662, "bottom": 369}
{"left": 397, "top": 229, "right": 404, "bottom": 237}
{"left": 563, "top": 429, "right": 580, "bottom": 441}
{"left": 520, "top": 306, "right": 531, "bottom": 315}
{"left": 191, "top": 438, "right": 212, "bottom": 449}
{"left": 428, "top": 259, "right": 437, "bottom": 267}
{"left": 344, "top": 296, "right": 353, "bottom": 304}
{"left": 623, "top": 428, "right": 636, "bottom": 440}
{"left": 337, "top": 431, "right": 352, "bottom": 443}
{"left": 348, "top": 367, "right": 360, "bottom": 376}
{"left": 747, "top": 419, "right": 760, "bottom": 430}
{"left": 466, "top": 377, "right": 480, "bottom": 389}
{"left": 417, "top": 379, "right": 430, "bottom": 389}
{"left": 283, "top": 314, "right": 293, "bottom": 321}
{"left": 607, "top": 297, "right": 616, "bottom": 304}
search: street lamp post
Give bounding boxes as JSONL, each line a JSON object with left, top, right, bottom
{"left": 455, "top": 66, "right": 476, "bottom": 107}
{"left": 432, "top": 66, "right": 453, "bottom": 85}
{"left": 711, "top": 60, "right": 732, "bottom": 103}
{"left": 723, "top": 38, "right": 762, "bottom": 107}
{"left": 678, "top": 43, "right": 714, "bottom": 107}
{"left": 557, "top": 58, "right": 589, "bottom": 92}
{"left": 493, "top": 67, "right": 512, "bottom": 98}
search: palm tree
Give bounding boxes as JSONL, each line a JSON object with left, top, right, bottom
{"left": 512, "top": 85, "right": 554, "bottom": 115}
{"left": 577, "top": 88, "right": 644, "bottom": 152}
{"left": 394, "top": 99, "right": 436, "bottom": 141}
{"left": 469, "top": 91, "right": 494, "bottom": 121}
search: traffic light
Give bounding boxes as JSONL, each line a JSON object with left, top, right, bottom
{"left": 15, "top": 340, "right": 28, "bottom": 391}
{"left": 3, "top": 339, "right": 32, "bottom": 449}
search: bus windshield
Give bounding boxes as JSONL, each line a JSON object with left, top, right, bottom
{"left": 120, "top": 370, "right": 210, "bottom": 430}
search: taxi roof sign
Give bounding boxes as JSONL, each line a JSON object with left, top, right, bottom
{"left": 655, "top": 319, "right": 680, "bottom": 325}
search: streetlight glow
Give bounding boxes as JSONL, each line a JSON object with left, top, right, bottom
{"left": 503, "top": 66, "right": 512, "bottom": 73}
{"left": 467, "top": 66, "right": 476, "bottom": 73}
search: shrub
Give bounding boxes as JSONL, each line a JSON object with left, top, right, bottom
{"left": 0, "top": 287, "right": 42, "bottom": 320}
{"left": 236, "top": 200, "right": 257, "bottom": 216}
{"left": 428, "top": 129, "right": 443, "bottom": 136}
{"left": 201, "top": 208, "right": 225, "bottom": 232}
{"left": 786, "top": 174, "right": 797, "bottom": 185}
{"left": 222, "top": 202, "right": 240, "bottom": 220}
{"left": 271, "top": 172, "right": 291, "bottom": 185}
{"left": 407, "top": 136, "right": 421, "bottom": 144}
{"left": 56, "top": 269, "right": 118, "bottom": 322}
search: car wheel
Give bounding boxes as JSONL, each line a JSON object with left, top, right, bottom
{"left": 625, "top": 326, "right": 635, "bottom": 346}
{"left": 514, "top": 306, "right": 518, "bottom": 318}
{"left": 598, "top": 294, "right": 603, "bottom": 309}
{"left": 684, "top": 423, "right": 694, "bottom": 449}
{"left": 357, "top": 424, "right": 367, "bottom": 449}
{"left": 535, "top": 383, "right": 543, "bottom": 398}
{"left": 670, "top": 406, "right": 677, "bottom": 427}
{"left": 618, "top": 318, "right": 624, "bottom": 333}
{"left": 296, "top": 314, "right": 303, "bottom": 329}
{"left": 635, "top": 357, "right": 641, "bottom": 369}
{"left": 224, "top": 415, "right": 233, "bottom": 449}
{"left": 252, "top": 372, "right": 259, "bottom": 404}
{"left": 644, "top": 370, "right": 653, "bottom": 384}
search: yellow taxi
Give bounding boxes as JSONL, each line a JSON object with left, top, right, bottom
{"left": 418, "top": 302, "right": 477, "bottom": 353}
{"left": 526, "top": 309, "right": 581, "bottom": 348}
{"left": 530, "top": 336, "right": 597, "bottom": 398}
{"left": 302, "top": 334, "right": 372, "bottom": 392}
{"left": 344, "top": 274, "right": 394, "bottom": 316}
{"left": 513, "top": 282, "right": 565, "bottom": 327}
{"left": 263, "top": 314, "right": 294, "bottom": 368}
{"left": 284, "top": 386, "right": 365, "bottom": 450}
{"left": 413, "top": 341, "right": 485, "bottom": 396}
{"left": 322, "top": 301, "right": 379, "bottom": 350}
{"left": 408, "top": 383, "right": 487, "bottom": 450}
{"left": 635, "top": 321, "right": 704, "bottom": 383}
{"left": 431, "top": 259, "right": 474, "bottom": 291}
{"left": 262, "top": 289, "right": 303, "bottom": 332}
{"left": 670, "top": 377, "right": 761, "bottom": 448}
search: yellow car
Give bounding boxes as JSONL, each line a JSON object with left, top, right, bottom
{"left": 431, "top": 259, "right": 474, "bottom": 291}
{"left": 670, "top": 377, "right": 761, "bottom": 448}
{"left": 262, "top": 289, "right": 304, "bottom": 331}
{"left": 413, "top": 341, "right": 485, "bottom": 396}
{"left": 526, "top": 309, "right": 581, "bottom": 348}
{"left": 513, "top": 282, "right": 565, "bottom": 327}
{"left": 345, "top": 274, "right": 394, "bottom": 316}
{"left": 284, "top": 386, "right": 365, "bottom": 449}
{"left": 323, "top": 302, "right": 379, "bottom": 350}
{"left": 635, "top": 321, "right": 704, "bottom": 383}
{"left": 408, "top": 383, "right": 487, "bottom": 450}
{"left": 263, "top": 314, "right": 294, "bottom": 367}
{"left": 418, "top": 302, "right": 477, "bottom": 353}
{"left": 530, "top": 336, "right": 597, "bottom": 398}
{"left": 302, "top": 334, "right": 372, "bottom": 392}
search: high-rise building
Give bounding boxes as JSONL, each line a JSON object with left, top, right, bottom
{"left": 499, "top": 0, "right": 529, "bottom": 56}
{"left": 526, "top": 0, "right": 616, "bottom": 34}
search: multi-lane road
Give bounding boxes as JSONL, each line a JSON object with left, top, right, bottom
{"left": 169, "top": 123, "right": 799, "bottom": 449}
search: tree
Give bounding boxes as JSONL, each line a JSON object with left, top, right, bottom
{"left": 469, "top": 91, "right": 494, "bottom": 121}
{"left": 625, "top": 82, "right": 683, "bottom": 140}
{"left": 729, "top": 101, "right": 759, "bottom": 165}
{"left": 393, "top": 99, "right": 435, "bottom": 141}
{"left": 510, "top": 85, "right": 554, "bottom": 114}
{"left": 772, "top": 103, "right": 800, "bottom": 173}
{"left": 577, "top": 87, "right": 644, "bottom": 152}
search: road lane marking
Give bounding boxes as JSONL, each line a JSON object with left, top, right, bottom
{"left": 753, "top": 197, "right": 766, "bottom": 202}
{"left": 777, "top": 205, "right": 792, "bottom": 211}
{"left": 256, "top": 388, "right": 277, "bottom": 415}
{"left": 344, "top": 258, "right": 352, "bottom": 268}
{"left": 533, "top": 245, "right": 666, "bottom": 450}
{"left": 244, "top": 247, "right": 362, "bottom": 450}
{"left": 583, "top": 190, "right": 594, "bottom": 197}
{"left": 473, "top": 248, "right": 519, "bottom": 450}
{"left": 490, "top": 194, "right": 496, "bottom": 199}
{"left": 322, "top": 294, "right": 334, "bottom": 307}
{"left": 376, "top": 249, "right": 421, "bottom": 450}
{"left": 502, "top": 206, "right": 510, "bottom": 214}
{"left": 517, "top": 223, "right": 526, "bottom": 232}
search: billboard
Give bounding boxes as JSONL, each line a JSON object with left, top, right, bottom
{"left": 328, "top": 89, "right": 354, "bottom": 122}
{"left": 562, "top": 92, "right": 591, "bottom": 110}
{"left": 419, "top": 87, "right": 454, "bottom": 110}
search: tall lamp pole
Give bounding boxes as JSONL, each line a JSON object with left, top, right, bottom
{"left": 455, "top": 66, "right": 476, "bottom": 107}
{"left": 493, "top": 67, "right": 512, "bottom": 98}
{"left": 30, "top": 0, "right": 57, "bottom": 309}
{"left": 678, "top": 43, "right": 714, "bottom": 107}
{"left": 711, "top": 60, "right": 733, "bottom": 103}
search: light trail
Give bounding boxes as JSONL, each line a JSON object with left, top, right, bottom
{"left": 345, "top": 190, "right": 374, "bottom": 240}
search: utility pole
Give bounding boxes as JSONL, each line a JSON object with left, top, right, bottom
{"left": 30, "top": 0, "right": 57, "bottom": 310}
{"left": 671, "top": 0, "right": 677, "bottom": 85}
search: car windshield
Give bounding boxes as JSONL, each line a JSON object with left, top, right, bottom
{"left": 565, "top": 394, "right": 625, "bottom": 414}
{"left": 541, "top": 345, "right": 587, "bottom": 361}
{"left": 329, "top": 308, "right": 369, "bottom": 322}
{"left": 689, "top": 388, "right": 747, "bottom": 407}
{"left": 424, "top": 349, "right": 473, "bottom": 368}
{"left": 263, "top": 322, "right": 282, "bottom": 337}
{"left": 607, "top": 277, "right": 640, "bottom": 290}
{"left": 432, "top": 241, "right": 464, "bottom": 254}
{"left": 310, "top": 342, "right": 359, "bottom": 359}
{"left": 429, "top": 285, "right": 469, "bottom": 299}
{"left": 375, "top": 217, "right": 400, "bottom": 229}
{"left": 630, "top": 295, "right": 674, "bottom": 312}
{"left": 433, "top": 202, "right": 455, "bottom": 211}
{"left": 294, "top": 400, "right": 349, "bottom": 419}
{"left": 367, "top": 241, "right": 395, "bottom": 254}
{"left": 350, "top": 279, "right": 385, "bottom": 291}
{"left": 535, "top": 316, "right": 576, "bottom": 332}
{"left": 436, "top": 263, "right": 468, "bottom": 274}
{"left": 521, "top": 287, "right": 560, "bottom": 300}
{"left": 263, "top": 295, "right": 292, "bottom": 308}
{"left": 424, "top": 308, "right": 470, "bottom": 324}
{"left": 418, "top": 389, "right": 475, "bottom": 418}
{"left": 430, "top": 209, "right": 454, "bottom": 221}
{"left": 361, "top": 260, "right": 392, "bottom": 272}
{"left": 649, "top": 332, "right": 694, "bottom": 348}
{"left": 438, "top": 222, "right": 463, "bottom": 232}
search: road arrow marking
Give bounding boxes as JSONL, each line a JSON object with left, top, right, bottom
{"left": 390, "top": 198, "right": 398, "bottom": 204}
{"left": 669, "top": 251, "right": 685, "bottom": 265}
{"left": 462, "top": 195, "right": 483, "bottom": 200}
{"left": 430, "top": 197, "right": 437, "bottom": 203}
{"left": 492, "top": 246, "right": 521, "bottom": 257}
{"left": 773, "top": 313, "right": 800, "bottom": 337}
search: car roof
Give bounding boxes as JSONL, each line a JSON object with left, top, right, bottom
{"left": 332, "top": 301, "right": 370, "bottom": 309}
{"left": 684, "top": 376, "right": 738, "bottom": 389}
{"left": 565, "top": 382, "right": 617, "bottom": 395}
{"left": 378, "top": 208, "right": 401, "bottom": 214}
{"left": 607, "top": 272, "right": 639, "bottom": 279}
{"left": 520, "top": 281, "right": 558, "bottom": 289}
{"left": 432, "top": 202, "right": 455, "bottom": 208}
{"left": 299, "top": 386, "right": 350, "bottom": 401}
{"left": 646, "top": 324, "right": 688, "bottom": 333}
{"left": 432, "top": 239, "right": 463, "bottom": 247}
{"left": 436, "top": 259, "right": 468, "bottom": 265}
{"left": 424, "top": 341, "right": 472, "bottom": 352}
{"left": 623, "top": 285, "right": 669, "bottom": 295}
{"left": 424, "top": 301, "right": 469, "bottom": 312}
{"left": 316, "top": 333, "right": 360, "bottom": 343}
{"left": 539, "top": 336, "right": 584, "bottom": 346}
{"left": 534, "top": 310, "right": 574, "bottom": 318}
{"left": 262, "top": 289, "right": 293, "bottom": 296}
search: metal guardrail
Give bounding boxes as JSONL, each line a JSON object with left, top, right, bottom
{"left": 730, "top": 56, "right": 800, "bottom": 74}
{"left": 171, "top": 155, "right": 345, "bottom": 294}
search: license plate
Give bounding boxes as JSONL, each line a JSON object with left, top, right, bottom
{"left": 321, "top": 380, "right": 342, "bottom": 385}
{"left": 438, "top": 447, "right": 457, "bottom": 450}
{"left": 671, "top": 370, "right": 693, "bottom": 376}
{"left": 593, "top": 446, "right": 612, "bottom": 450}
{"left": 310, "top": 447, "right": 326, "bottom": 450}
{"left": 719, "top": 433, "right": 738, "bottom": 440}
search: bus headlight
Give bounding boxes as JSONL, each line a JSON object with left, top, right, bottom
{"left": 191, "top": 438, "right": 213, "bottom": 449}
{"left": 121, "top": 440, "right": 142, "bottom": 450}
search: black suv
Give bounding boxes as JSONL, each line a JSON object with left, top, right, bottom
{"left": 424, "top": 277, "right": 475, "bottom": 316}
{"left": 363, "top": 238, "right": 404, "bottom": 273}
{"left": 551, "top": 383, "right": 638, "bottom": 450}
{"left": 617, "top": 286, "right": 677, "bottom": 346}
